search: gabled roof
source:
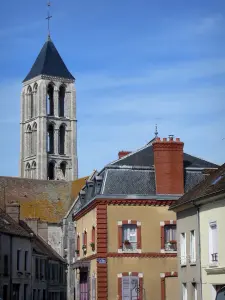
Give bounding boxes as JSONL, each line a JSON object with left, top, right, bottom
{"left": 23, "top": 38, "right": 74, "bottom": 82}
{"left": 170, "top": 163, "right": 225, "bottom": 210}
{"left": 112, "top": 143, "right": 218, "bottom": 169}
{"left": 0, "top": 208, "right": 30, "bottom": 238}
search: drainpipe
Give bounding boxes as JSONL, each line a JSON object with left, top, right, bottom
{"left": 9, "top": 235, "right": 12, "bottom": 300}
{"left": 192, "top": 201, "right": 202, "bottom": 300}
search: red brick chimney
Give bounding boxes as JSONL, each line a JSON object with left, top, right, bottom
{"left": 153, "top": 136, "right": 184, "bottom": 195}
{"left": 118, "top": 151, "right": 131, "bottom": 159}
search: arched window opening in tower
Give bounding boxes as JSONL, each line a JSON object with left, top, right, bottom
{"left": 26, "top": 124, "right": 32, "bottom": 157}
{"left": 48, "top": 161, "right": 55, "bottom": 180}
{"left": 59, "top": 125, "right": 66, "bottom": 155}
{"left": 59, "top": 85, "right": 65, "bottom": 117}
{"left": 33, "top": 83, "right": 38, "bottom": 117}
{"left": 60, "top": 161, "right": 66, "bottom": 178}
{"left": 47, "top": 84, "right": 54, "bottom": 116}
{"left": 47, "top": 124, "right": 54, "bottom": 154}
{"left": 32, "top": 123, "right": 37, "bottom": 155}
{"left": 26, "top": 162, "right": 31, "bottom": 178}
{"left": 27, "top": 86, "right": 33, "bottom": 119}
{"left": 31, "top": 161, "right": 36, "bottom": 179}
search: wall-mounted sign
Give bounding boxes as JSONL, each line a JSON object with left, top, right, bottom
{"left": 97, "top": 258, "right": 106, "bottom": 264}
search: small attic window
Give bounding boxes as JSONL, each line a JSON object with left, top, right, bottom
{"left": 211, "top": 174, "right": 224, "bottom": 185}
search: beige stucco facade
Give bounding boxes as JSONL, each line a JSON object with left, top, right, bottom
{"left": 200, "top": 198, "right": 225, "bottom": 300}
{"left": 107, "top": 205, "right": 176, "bottom": 252}
{"left": 76, "top": 208, "right": 96, "bottom": 259}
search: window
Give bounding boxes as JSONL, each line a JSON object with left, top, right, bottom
{"left": 122, "top": 276, "right": 139, "bottom": 300}
{"left": 122, "top": 224, "right": 137, "bottom": 250}
{"left": 24, "top": 251, "right": 28, "bottom": 271}
{"left": 182, "top": 283, "right": 187, "bottom": 300}
{"left": 59, "top": 85, "right": 65, "bottom": 117}
{"left": 190, "top": 230, "right": 196, "bottom": 263}
{"left": 24, "top": 284, "right": 28, "bottom": 300}
{"left": 47, "top": 124, "right": 54, "bottom": 154}
{"left": 43, "top": 290, "right": 46, "bottom": 300}
{"left": 38, "top": 289, "right": 40, "bottom": 300}
{"left": 33, "top": 289, "right": 36, "bottom": 300}
{"left": 180, "top": 233, "right": 187, "bottom": 265}
{"left": 13, "top": 284, "right": 20, "bottom": 300}
{"left": 192, "top": 283, "right": 197, "bottom": 300}
{"left": 209, "top": 222, "right": 218, "bottom": 264}
{"left": 47, "top": 84, "right": 54, "bottom": 116}
{"left": 4, "top": 255, "right": 8, "bottom": 275}
{"left": 17, "top": 250, "right": 21, "bottom": 271}
{"left": 164, "top": 225, "right": 177, "bottom": 251}
{"left": 48, "top": 161, "right": 55, "bottom": 180}
{"left": 35, "top": 258, "right": 39, "bottom": 279}
{"left": 3, "top": 285, "right": 8, "bottom": 300}
{"left": 59, "top": 125, "right": 66, "bottom": 155}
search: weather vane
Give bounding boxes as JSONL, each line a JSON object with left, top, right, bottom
{"left": 46, "top": 1, "right": 52, "bottom": 39}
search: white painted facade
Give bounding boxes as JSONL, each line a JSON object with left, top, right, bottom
{"left": 20, "top": 74, "right": 78, "bottom": 181}
{"left": 199, "top": 197, "right": 225, "bottom": 300}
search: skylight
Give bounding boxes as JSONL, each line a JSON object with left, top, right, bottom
{"left": 211, "top": 174, "right": 224, "bottom": 185}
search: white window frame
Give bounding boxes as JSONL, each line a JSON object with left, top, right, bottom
{"left": 182, "top": 283, "right": 187, "bottom": 300}
{"left": 164, "top": 225, "right": 177, "bottom": 252}
{"left": 209, "top": 221, "right": 218, "bottom": 266}
{"left": 180, "top": 233, "right": 187, "bottom": 266}
{"left": 122, "top": 224, "right": 137, "bottom": 251}
{"left": 190, "top": 230, "right": 196, "bottom": 264}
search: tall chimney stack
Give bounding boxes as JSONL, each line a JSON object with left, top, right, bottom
{"left": 6, "top": 202, "right": 20, "bottom": 223}
{"left": 153, "top": 136, "right": 184, "bottom": 195}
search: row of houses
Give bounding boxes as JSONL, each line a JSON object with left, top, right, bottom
{"left": 70, "top": 135, "right": 224, "bottom": 300}
{"left": 0, "top": 203, "right": 67, "bottom": 300}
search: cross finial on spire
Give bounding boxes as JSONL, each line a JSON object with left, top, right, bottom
{"left": 46, "top": 1, "right": 52, "bottom": 39}
{"left": 155, "top": 124, "right": 158, "bottom": 138}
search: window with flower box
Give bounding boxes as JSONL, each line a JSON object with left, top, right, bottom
{"left": 118, "top": 221, "right": 141, "bottom": 253}
{"left": 164, "top": 225, "right": 177, "bottom": 251}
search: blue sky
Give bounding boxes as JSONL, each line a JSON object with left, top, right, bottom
{"left": 0, "top": 0, "right": 224, "bottom": 178}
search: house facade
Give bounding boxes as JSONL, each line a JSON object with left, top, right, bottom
{"left": 72, "top": 136, "right": 217, "bottom": 300}
{"left": 170, "top": 164, "right": 225, "bottom": 300}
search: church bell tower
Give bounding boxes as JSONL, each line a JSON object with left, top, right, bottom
{"left": 20, "top": 36, "right": 78, "bottom": 181}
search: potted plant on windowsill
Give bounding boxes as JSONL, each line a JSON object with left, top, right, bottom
{"left": 124, "top": 240, "right": 130, "bottom": 246}
{"left": 169, "top": 240, "right": 177, "bottom": 250}
{"left": 75, "top": 249, "right": 79, "bottom": 255}
{"left": 82, "top": 245, "right": 87, "bottom": 255}
{"left": 90, "top": 242, "right": 95, "bottom": 251}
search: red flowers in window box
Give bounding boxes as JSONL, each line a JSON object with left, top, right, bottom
{"left": 124, "top": 240, "right": 130, "bottom": 245}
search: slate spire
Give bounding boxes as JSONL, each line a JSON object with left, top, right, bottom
{"left": 23, "top": 38, "right": 75, "bottom": 82}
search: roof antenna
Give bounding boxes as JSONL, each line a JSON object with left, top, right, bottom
{"left": 154, "top": 124, "right": 158, "bottom": 138}
{"left": 46, "top": 1, "right": 52, "bottom": 40}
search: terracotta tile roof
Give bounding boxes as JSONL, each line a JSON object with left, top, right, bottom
{"left": 170, "top": 163, "right": 225, "bottom": 209}
{"left": 0, "top": 176, "right": 88, "bottom": 223}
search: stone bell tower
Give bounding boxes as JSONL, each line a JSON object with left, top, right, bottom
{"left": 20, "top": 36, "right": 78, "bottom": 181}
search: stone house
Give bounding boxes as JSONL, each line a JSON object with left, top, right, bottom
{"left": 170, "top": 163, "right": 225, "bottom": 300}
{"left": 0, "top": 204, "right": 32, "bottom": 300}
{"left": 72, "top": 135, "right": 218, "bottom": 300}
{"left": 0, "top": 175, "right": 87, "bottom": 300}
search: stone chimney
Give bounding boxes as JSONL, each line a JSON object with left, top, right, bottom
{"left": 153, "top": 136, "right": 184, "bottom": 195}
{"left": 6, "top": 202, "right": 20, "bottom": 223}
{"left": 25, "top": 218, "right": 48, "bottom": 242}
{"left": 118, "top": 151, "right": 131, "bottom": 159}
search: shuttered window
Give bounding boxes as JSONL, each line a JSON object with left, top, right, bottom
{"left": 122, "top": 276, "right": 139, "bottom": 300}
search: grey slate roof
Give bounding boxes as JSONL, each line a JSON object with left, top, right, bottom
{"left": 74, "top": 140, "right": 219, "bottom": 212}
{"left": 112, "top": 144, "right": 218, "bottom": 169}
{"left": 0, "top": 208, "right": 30, "bottom": 238}
{"left": 23, "top": 38, "right": 74, "bottom": 82}
{"left": 170, "top": 163, "right": 225, "bottom": 209}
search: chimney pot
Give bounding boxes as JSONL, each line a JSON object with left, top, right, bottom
{"left": 163, "top": 138, "right": 167, "bottom": 142}
{"left": 118, "top": 151, "right": 131, "bottom": 159}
